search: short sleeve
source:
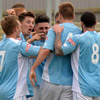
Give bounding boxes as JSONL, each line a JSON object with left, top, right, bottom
{"left": 20, "top": 41, "right": 40, "bottom": 57}
{"left": 61, "top": 34, "right": 80, "bottom": 55}
{"left": 43, "top": 28, "right": 55, "bottom": 51}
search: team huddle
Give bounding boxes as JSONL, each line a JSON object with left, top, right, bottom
{"left": 0, "top": 1, "right": 100, "bottom": 100}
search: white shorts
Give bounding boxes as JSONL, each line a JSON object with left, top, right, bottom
{"left": 27, "top": 85, "right": 40, "bottom": 100}
{"left": 14, "top": 96, "right": 27, "bottom": 100}
{"left": 73, "top": 91, "right": 100, "bottom": 100}
{"left": 39, "top": 80, "right": 72, "bottom": 100}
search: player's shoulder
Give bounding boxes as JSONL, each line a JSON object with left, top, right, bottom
{"left": 62, "top": 23, "right": 82, "bottom": 34}
{"left": 81, "top": 31, "right": 98, "bottom": 37}
{"left": 49, "top": 27, "right": 54, "bottom": 31}
{"left": 9, "top": 38, "right": 22, "bottom": 46}
{"left": 97, "top": 32, "right": 100, "bottom": 35}
{"left": 79, "top": 31, "right": 88, "bottom": 37}
{"left": 70, "top": 34, "right": 80, "bottom": 43}
{"left": 47, "top": 27, "right": 55, "bottom": 35}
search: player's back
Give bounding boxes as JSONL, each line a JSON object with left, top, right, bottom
{"left": 72, "top": 31, "right": 100, "bottom": 97}
{"left": 0, "top": 38, "right": 20, "bottom": 100}
{"left": 0, "top": 38, "right": 34, "bottom": 100}
{"left": 43, "top": 23, "right": 82, "bottom": 85}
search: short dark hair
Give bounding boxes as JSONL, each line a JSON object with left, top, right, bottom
{"left": 19, "top": 11, "right": 35, "bottom": 22}
{"left": 81, "top": 11, "right": 96, "bottom": 28}
{"left": 35, "top": 15, "right": 50, "bottom": 25}
{"left": 1, "top": 15, "right": 19, "bottom": 35}
{"left": 12, "top": 3, "right": 25, "bottom": 8}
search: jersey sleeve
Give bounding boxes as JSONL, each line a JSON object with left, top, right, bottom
{"left": 43, "top": 28, "right": 55, "bottom": 51}
{"left": 20, "top": 41, "right": 40, "bottom": 57}
{"left": 61, "top": 34, "right": 80, "bottom": 55}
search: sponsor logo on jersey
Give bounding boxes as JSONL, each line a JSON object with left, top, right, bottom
{"left": 17, "top": 37, "right": 21, "bottom": 40}
{"left": 68, "top": 38, "right": 76, "bottom": 46}
{"left": 46, "top": 37, "right": 48, "bottom": 40}
{"left": 26, "top": 44, "right": 31, "bottom": 51}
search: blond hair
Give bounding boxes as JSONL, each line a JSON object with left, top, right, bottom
{"left": 59, "top": 2, "right": 74, "bottom": 20}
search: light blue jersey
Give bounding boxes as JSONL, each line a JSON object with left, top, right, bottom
{"left": 2, "top": 32, "right": 25, "bottom": 41}
{"left": 29, "top": 35, "right": 46, "bottom": 85}
{"left": 43, "top": 23, "right": 82, "bottom": 85}
{"left": 0, "top": 38, "right": 40, "bottom": 100}
{"left": 33, "top": 40, "right": 46, "bottom": 85}
{"left": 19, "top": 32, "right": 26, "bottom": 41}
{"left": 61, "top": 31, "right": 100, "bottom": 97}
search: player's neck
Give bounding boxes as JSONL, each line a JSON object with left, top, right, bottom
{"left": 61, "top": 19, "right": 73, "bottom": 23}
{"left": 6, "top": 33, "right": 17, "bottom": 39}
{"left": 24, "top": 35, "right": 30, "bottom": 41}
{"left": 84, "top": 27, "right": 95, "bottom": 32}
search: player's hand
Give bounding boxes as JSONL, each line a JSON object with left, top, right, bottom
{"left": 6, "top": 9, "right": 16, "bottom": 15}
{"left": 30, "top": 31, "right": 37, "bottom": 36}
{"left": 33, "top": 33, "right": 42, "bottom": 41}
{"left": 53, "top": 24, "right": 64, "bottom": 34}
{"left": 29, "top": 69, "right": 37, "bottom": 86}
{"left": 32, "top": 33, "right": 44, "bottom": 41}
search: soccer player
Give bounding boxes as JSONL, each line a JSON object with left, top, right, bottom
{"left": 53, "top": 11, "right": 100, "bottom": 100}
{"left": 0, "top": 15, "right": 40, "bottom": 100}
{"left": 29, "top": 14, "right": 50, "bottom": 100}
{"left": 6, "top": 3, "right": 26, "bottom": 16}
{"left": 18, "top": 11, "right": 35, "bottom": 40}
{"left": 3, "top": 7, "right": 27, "bottom": 40}
{"left": 18, "top": 12, "right": 43, "bottom": 100}
{"left": 18, "top": 11, "right": 44, "bottom": 43}
{"left": 30, "top": 2, "right": 82, "bottom": 100}
{"left": 34, "top": 14, "right": 50, "bottom": 41}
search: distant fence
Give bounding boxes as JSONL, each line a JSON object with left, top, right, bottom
{"left": 75, "top": 10, "right": 100, "bottom": 22}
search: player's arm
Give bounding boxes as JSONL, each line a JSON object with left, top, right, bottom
{"left": 30, "top": 28, "right": 55, "bottom": 86}
{"left": 27, "top": 33, "right": 44, "bottom": 44}
{"left": 30, "top": 48, "right": 50, "bottom": 86}
{"left": 61, "top": 35, "right": 79, "bottom": 55}
{"left": 20, "top": 42, "right": 41, "bottom": 57}
{"left": 6, "top": 9, "right": 16, "bottom": 15}
{"left": 31, "top": 49, "right": 50, "bottom": 70}
{"left": 53, "top": 24, "right": 64, "bottom": 56}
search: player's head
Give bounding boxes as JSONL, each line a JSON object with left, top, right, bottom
{"left": 81, "top": 11, "right": 96, "bottom": 28}
{"left": 6, "top": 3, "right": 26, "bottom": 16}
{"left": 14, "top": 7, "right": 26, "bottom": 16}
{"left": 35, "top": 14, "right": 50, "bottom": 40}
{"left": 55, "top": 12, "right": 60, "bottom": 24}
{"left": 19, "top": 11, "right": 35, "bottom": 36}
{"left": 58, "top": 2, "right": 74, "bottom": 21}
{"left": 1, "top": 15, "right": 21, "bottom": 37}
{"left": 12, "top": 3, "right": 25, "bottom": 9}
